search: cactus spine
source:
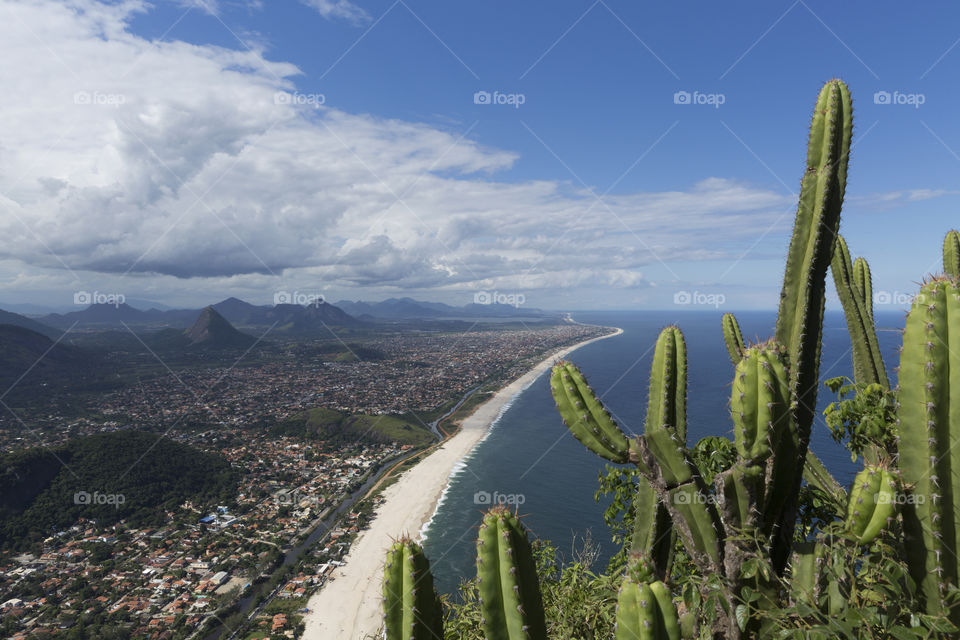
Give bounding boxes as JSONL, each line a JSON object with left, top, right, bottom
{"left": 944, "top": 230, "right": 960, "bottom": 277}
{"left": 383, "top": 538, "right": 444, "bottom": 640}
{"left": 476, "top": 506, "right": 547, "bottom": 640}
{"left": 831, "top": 235, "right": 888, "bottom": 388}
{"left": 898, "top": 277, "right": 960, "bottom": 621}
{"left": 722, "top": 312, "right": 746, "bottom": 366}
{"left": 770, "top": 79, "right": 852, "bottom": 572}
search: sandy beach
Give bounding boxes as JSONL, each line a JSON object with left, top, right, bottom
{"left": 301, "top": 325, "right": 622, "bottom": 640}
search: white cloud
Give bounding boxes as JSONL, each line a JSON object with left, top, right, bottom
{"left": 299, "top": 0, "right": 370, "bottom": 25}
{"left": 0, "top": 0, "right": 797, "bottom": 305}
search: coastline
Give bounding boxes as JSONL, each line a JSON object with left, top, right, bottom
{"left": 301, "top": 325, "right": 623, "bottom": 640}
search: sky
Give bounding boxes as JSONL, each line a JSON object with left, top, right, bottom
{"left": 0, "top": 0, "right": 958, "bottom": 312}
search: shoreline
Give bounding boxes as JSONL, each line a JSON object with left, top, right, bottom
{"left": 301, "top": 324, "right": 623, "bottom": 640}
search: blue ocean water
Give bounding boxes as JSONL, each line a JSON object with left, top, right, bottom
{"left": 421, "top": 310, "right": 905, "bottom": 596}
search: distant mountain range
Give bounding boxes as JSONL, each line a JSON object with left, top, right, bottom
{"left": 0, "top": 295, "right": 554, "bottom": 333}
{"left": 36, "top": 298, "right": 359, "bottom": 333}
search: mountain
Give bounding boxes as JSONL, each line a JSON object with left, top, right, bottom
{"left": 37, "top": 298, "right": 357, "bottom": 331}
{"left": 265, "top": 301, "right": 357, "bottom": 331}
{"left": 0, "top": 308, "right": 61, "bottom": 339}
{"left": 211, "top": 296, "right": 267, "bottom": 325}
{"left": 40, "top": 303, "right": 196, "bottom": 329}
{"left": 184, "top": 307, "right": 257, "bottom": 348}
{"left": 0, "top": 430, "right": 239, "bottom": 550}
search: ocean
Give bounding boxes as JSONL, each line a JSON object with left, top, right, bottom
{"left": 420, "top": 309, "right": 906, "bottom": 596}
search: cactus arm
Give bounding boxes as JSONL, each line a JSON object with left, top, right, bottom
{"left": 477, "top": 507, "right": 547, "bottom": 640}
{"left": 722, "top": 313, "right": 746, "bottom": 366}
{"left": 852, "top": 256, "right": 874, "bottom": 323}
{"left": 802, "top": 451, "right": 846, "bottom": 514}
{"left": 630, "top": 476, "right": 675, "bottom": 580}
{"left": 633, "top": 436, "right": 724, "bottom": 574}
{"left": 649, "top": 581, "right": 682, "bottom": 640}
{"left": 771, "top": 79, "right": 852, "bottom": 573}
{"left": 645, "top": 326, "right": 688, "bottom": 441}
{"left": 830, "top": 235, "right": 889, "bottom": 388}
{"left": 616, "top": 554, "right": 681, "bottom": 640}
{"left": 898, "top": 278, "right": 960, "bottom": 620}
{"left": 382, "top": 539, "right": 444, "bottom": 640}
{"left": 551, "top": 361, "right": 630, "bottom": 464}
{"left": 944, "top": 230, "right": 960, "bottom": 277}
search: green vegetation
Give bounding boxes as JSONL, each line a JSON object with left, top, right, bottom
{"left": 271, "top": 406, "right": 434, "bottom": 446}
{"left": 376, "top": 80, "right": 960, "bottom": 638}
{"left": 0, "top": 430, "right": 238, "bottom": 550}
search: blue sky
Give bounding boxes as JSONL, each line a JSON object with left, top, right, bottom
{"left": 0, "top": 0, "right": 958, "bottom": 310}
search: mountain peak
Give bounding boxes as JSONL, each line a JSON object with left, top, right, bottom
{"left": 184, "top": 306, "right": 254, "bottom": 347}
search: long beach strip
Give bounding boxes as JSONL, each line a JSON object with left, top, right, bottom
{"left": 302, "top": 325, "right": 622, "bottom": 640}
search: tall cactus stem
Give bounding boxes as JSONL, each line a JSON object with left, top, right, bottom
{"left": 898, "top": 277, "right": 960, "bottom": 622}
{"left": 771, "top": 78, "right": 852, "bottom": 573}
{"left": 830, "top": 235, "right": 888, "bottom": 388}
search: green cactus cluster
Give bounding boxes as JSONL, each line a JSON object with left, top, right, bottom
{"left": 381, "top": 80, "right": 960, "bottom": 638}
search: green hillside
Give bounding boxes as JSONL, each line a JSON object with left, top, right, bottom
{"left": 272, "top": 407, "right": 434, "bottom": 446}
{"left": 0, "top": 430, "right": 239, "bottom": 550}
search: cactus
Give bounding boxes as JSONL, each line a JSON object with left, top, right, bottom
{"left": 722, "top": 313, "right": 746, "bottom": 366}
{"left": 831, "top": 235, "right": 889, "bottom": 388}
{"left": 551, "top": 361, "right": 631, "bottom": 464}
{"left": 629, "top": 476, "right": 675, "bottom": 580}
{"left": 476, "top": 506, "right": 547, "bottom": 640}
{"left": 853, "top": 257, "right": 874, "bottom": 323}
{"left": 844, "top": 464, "right": 896, "bottom": 544}
{"left": 646, "top": 326, "right": 687, "bottom": 440}
{"left": 730, "top": 342, "right": 791, "bottom": 464}
{"left": 615, "top": 553, "right": 681, "bottom": 640}
{"left": 770, "top": 78, "right": 852, "bottom": 572}
{"left": 383, "top": 538, "right": 444, "bottom": 640}
{"left": 944, "top": 230, "right": 960, "bottom": 277}
{"left": 898, "top": 276, "right": 960, "bottom": 622}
